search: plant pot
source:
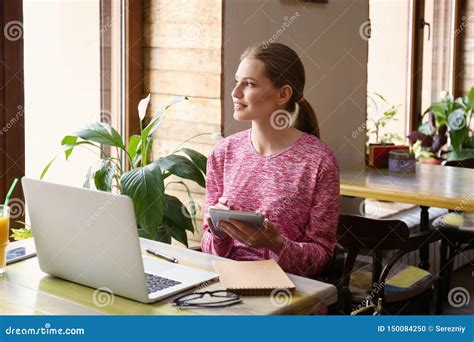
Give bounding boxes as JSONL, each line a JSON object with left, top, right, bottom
{"left": 419, "top": 157, "right": 443, "bottom": 165}
{"left": 388, "top": 150, "right": 416, "bottom": 173}
{"left": 368, "top": 144, "right": 409, "bottom": 169}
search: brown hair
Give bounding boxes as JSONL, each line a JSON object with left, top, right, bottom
{"left": 241, "top": 43, "right": 320, "bottom": 138}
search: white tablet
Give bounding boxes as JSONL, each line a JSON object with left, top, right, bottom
{"left": 208, "top": 207, "right": 264, "bottom": 232}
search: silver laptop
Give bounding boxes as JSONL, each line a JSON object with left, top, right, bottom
{"left": 22, "top": 177, "right": 218, "bottom": 304}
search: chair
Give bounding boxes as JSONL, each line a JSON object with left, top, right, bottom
{"left": 434, "top": 158, "right": 474, "bottom": 313}
{"left": 337, "top": 214, "right": 440, "bottom": 315}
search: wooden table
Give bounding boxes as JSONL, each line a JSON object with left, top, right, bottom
{"left": 340, "top": 163, "right": 474, "bottom": 269}
{"left": 0, "top": 238, "right": 336, "bottom": 315}
{"left": 341, "top": 163, "right": 473, "bottom": 211}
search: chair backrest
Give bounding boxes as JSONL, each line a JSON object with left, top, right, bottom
{"left": 336, "top": 214, "right": 410, "bottom": 289}
{"left": 337, "top": 214, "right": 409, "bottom": 250}
{"left": 442, "top": 158, "right": 474, "bottom": 169}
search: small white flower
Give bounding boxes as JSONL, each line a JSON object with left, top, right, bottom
{"left": 212, "top": 132, "right": 224, "bottom": 141}
{"left": 138, "top": 94, "right": 151, "bottom": 121}
{"left": 439, "top": 90, "right": 448, "bottom": 100}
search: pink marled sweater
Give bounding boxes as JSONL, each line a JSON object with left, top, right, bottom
{"left": 201, "top": 129, "right": 339, "bottom": 277}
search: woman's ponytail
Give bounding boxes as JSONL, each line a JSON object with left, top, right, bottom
{"left": 294, "top": 98, "right": 320, "bottom": 139}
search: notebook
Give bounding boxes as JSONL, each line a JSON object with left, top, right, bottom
{"left": 212, "top": 259, "right": 296, "bottom": 295}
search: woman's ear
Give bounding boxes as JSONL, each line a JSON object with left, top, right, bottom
{"left": 276, "top": 85, "right": 293, "bottom": 107}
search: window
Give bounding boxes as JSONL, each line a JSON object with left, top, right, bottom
{"left": 22, "top": 0, "right": 141, "bottom": 187}
{"left": 23, "top": 0, "right": 104, "bottom": 187}
{"left": 367, "top": 0, "right": 411, "bottom": 145}
{"left": 420, "top": 0, "right": 457, "bottom": 119}
{"left": 366, "top": 0, "right": 462, "bottom": 146}
{"left": 0, "top": 0, "right": 141, "bottom": 222}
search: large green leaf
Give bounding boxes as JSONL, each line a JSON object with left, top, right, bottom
{"left": 137, "top": 226, "right": 172, "bottom": 244}
{"left": 155, "top": 227, "right": 172, "bottom": 244}
{"left": 164, "top": 194, "right": 194, "bottom": 233}
{"left": 156, "top": 155, "right": 205, "bottom": 188}
{"left": 121, "top": 162, "right": 165, "bottom": 239}
{"left": 74, "top": 122, "right": 125, "bottom": 150}
{"left": 93, "top": 160, "right": 117, "bottom": 192}
{"left": 449, "top": 128, "right": 469, "bottom": 153}
{"left": 163, "top": 223, "right": 188, "bottom": 247}
{"left": 162, "top": 194, "right": 192, "bottom": 246}
{"left": 167, "top": 181, "right": 198, "bottom": 231}
{"left": 127, "top": 135, "right": 141, "bottom": 161}
{"left": 141, "top": 112, "right": 165, "bottom": 140}
{"left": 179, "top": 148, "right": 207, "bottom": 174}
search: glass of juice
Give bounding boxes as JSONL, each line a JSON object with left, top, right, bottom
{"left": 0, "top": 205, "right": 10, "bottom": 275}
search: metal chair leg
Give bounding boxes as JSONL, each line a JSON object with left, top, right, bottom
{"left": 436, "top": 239, "right": 448, "bottom": 314}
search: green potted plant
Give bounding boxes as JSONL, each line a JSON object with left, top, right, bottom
{"left": 367, "top": 93, "right": 402, "bottom": 145}
{"left": 409, "top": 88, "right": 474, "bottom": 163}
{"left": 366, "top": 93, "right": 405, "bottom": 168}
{"left": 41, "top": 94, "right": 207, "bottom": 247}
{"left": 408, "top": 111, "right": 448, "bottom": 165}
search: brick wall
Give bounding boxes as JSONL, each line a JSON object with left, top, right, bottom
{"left": 143, "top": 0, "right": 223, "bottom": 245}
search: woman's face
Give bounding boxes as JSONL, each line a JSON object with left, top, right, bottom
{"left": 231, "top": 57, "right": 282, "bottom": 122}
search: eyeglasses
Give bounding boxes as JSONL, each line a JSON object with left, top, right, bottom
{"left": 172, "top": 290, "right": 242, "bottom": 308}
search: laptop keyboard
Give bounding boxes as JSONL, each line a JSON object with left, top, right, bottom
{"left": 145, "top": 273, "right": 182, "bottom": 294}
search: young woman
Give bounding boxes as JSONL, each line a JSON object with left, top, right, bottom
{"left": 201, "top": 43, "right": 339, "bottom": 277}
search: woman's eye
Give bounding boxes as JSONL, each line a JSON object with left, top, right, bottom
{"left": 233, "top": 79, "right": 254, "bottom": 87}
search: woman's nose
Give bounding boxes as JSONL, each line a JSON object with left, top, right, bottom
{"left": 231, "top": 84, "right": 243, "bottom": 99}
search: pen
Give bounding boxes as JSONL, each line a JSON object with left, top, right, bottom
{"left": 146, "top": 248, "right": 178, "bottom": 263}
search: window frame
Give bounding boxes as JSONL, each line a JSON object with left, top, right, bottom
{"left": 124, "top": 0, "right": 142, "bottom": 168}
{"left": 0, "top": 0, "right": 25, "bottom": 211}
{"left": 408, "top": 0, "right": 464, "bottom": 132}
{"left": 408, "top": 0, "right": 425, "bottom": 133}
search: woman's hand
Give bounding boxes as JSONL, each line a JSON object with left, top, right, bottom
{"left": 218, "top": 218, "right": 284, "bottom": 253}
{"left": 214, "top": 197, "right": 234, "bottom": 210}
{"left": 206, "top": 216, "right": 229, "bottom": 240}
{"left": 206, "top": 197, "right": 234, "bottom": 239}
